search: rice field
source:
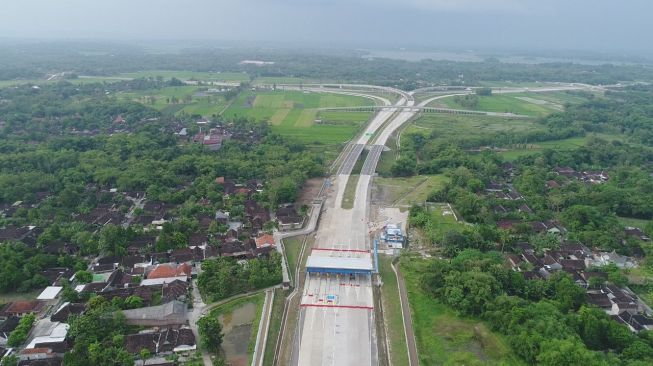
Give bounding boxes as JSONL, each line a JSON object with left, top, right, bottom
{"left": 223, "top": 90, "right": 373, "bottom": 144}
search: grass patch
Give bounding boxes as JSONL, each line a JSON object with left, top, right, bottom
{"left": 407, "top": 114, "right": 537, "bottom": 142}
{"left": 617, "top": 216, "right": 650, "bottom": 229}
{"left": 179, "top": 98, "right": 227, "bottom": 116}
{"left": 628, "top": 283, "right": 653, "bottom": 308}
{"left": 435, "top": 94, "right": 558, "bottom": 117}
{"left": 342, "top": 174, "right": 360, "bottom": 209}
{"left": 400, "top": 258, "right": 524, "bottom": 366}
{"left": 0, "top": 289, "right": 41, "bottom": 305}
{"left": 379, "top": 256, "right": 409, "bottom": 366}
{"left": 252, "top": 77, "right": 306, "bottom": 85}
{"left": 262, "top": 288, "right": 286, "bottom": 366}
{"left": 374, "top": 175, "right": 450, "bottom": 206}
{"left": 499, "top": 134, "right": 625, "bottom": 161}
{"left": 376, "top": 151, "right": 396, "bottom": 177}
{"left": 414, "top": 203, "right": 467, "bottom": 247}
{"left": 515, "top": 91, "right": 595, "bottom": 105}
{"left": 318, "top": 111, "right": 374, "bottom": 124}
{"left": 283, "top": 236, "right": 304, "bottom": 284}
{"left": 115, "top": 86, "right": 199, "bottom": 111}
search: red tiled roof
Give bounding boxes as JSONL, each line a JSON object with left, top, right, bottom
{"left": 255, "top": 234, "right": 275, "bottom": 248}
{"left": 147, "top": 263, "right": 192, "bottom": 279}
{"left": 20, "top": 347, "right": 51, "bottom": 355}
{"left": 4, "top": 300, "right": 44, "bottom": 314}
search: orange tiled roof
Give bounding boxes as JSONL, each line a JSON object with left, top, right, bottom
{"left": 147, "top": 263, "right": 192, "bottom": 279}
{"left": 255, "top": 234, "right": 275, "bottom": 248}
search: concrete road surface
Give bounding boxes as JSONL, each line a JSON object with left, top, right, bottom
{"left": 295, "top": 95, "right": 408, "bottom": 366}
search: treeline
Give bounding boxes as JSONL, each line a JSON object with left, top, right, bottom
{"left": 0, "top": 81, "right": 163, "bottom": 137}
{"left": 197, "top": 253, "right": 282, "bottom": 301}
{"left": 0, "top": 243, "right": 85, "bottom": 292}
{"left": 64, "top": 297, "right": 135, "bottom": 366}
{"left": 0, "top": 128, "right": 321, "bottom": 207}
{"left": 2, "top": 42, "right": 653, "bottom": 86}
{"left": 392, "top": 85, "right": 653, "bottom": 179}
{"left": 410, "top": 250, "right": 653, "bottom": 365}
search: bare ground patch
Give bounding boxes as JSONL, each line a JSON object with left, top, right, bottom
{"left": 297, "top": 177, "right": 324, "bottom": 206}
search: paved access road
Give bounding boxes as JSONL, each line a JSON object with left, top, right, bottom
{"left": 291, "top": 82, "right": 603, "bottom": 366}
{"left": 295, "top": 87, "right": 412, "bottom": 366}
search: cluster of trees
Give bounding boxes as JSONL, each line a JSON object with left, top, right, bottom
{"left": 0, "top": 82, "right": 162, "bottom": 138}
{"left": 452, "top": 94, "right": 479, "bottom": 109}
{"left": 197, "top": 253, "right": 282, "bottom": 302}
{"left": 413, "top": 250, "right": 653, "bottom": 365}
{"left": 63, "top": 297, "right": 135, "bottom": 366}
{"left": 0, "top": 124, "right": 320, "bottom": 208}
{"left": 198, "top": 314, "right": 224, "bottom": 354}
{"left": 0, "top": 243, "right": 85, "bottom": 292}
{"left": 6, "top": 314, "right": 35, "bottom": 347}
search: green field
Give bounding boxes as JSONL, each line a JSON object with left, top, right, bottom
{"left": 425, "top": 203, "right": 466, "bottom": 241}
{"left": 224, "top": 90, "right": 372, "bottom": 144}
{"left": 498, "top": 134, "right": 624, "bottom": 161}
{"left": 179, "top": 97, "right": 228, "bottom": 116}
{"left": 514, "top": 90, "right": 595, "bottom": 105}
{"left": 373, "top": 175, "right": 450, "bottom": 206}
{"left": 406, "top": 114, "right": 537, "bottom": 141}
{"left": 117, "top": 70, "right": 250, "bottom": 82}
{"left": 115, "top": 86, "right": 228, "bottom": 116}
{"left": 379, "top": 256, "right": 410, "bottom": 366}
{"left": 400, "top": 258, "right": 523, "bottom": 366}
{"left": 283, "top": 236, "right": 304, "bottom": 284}
{"left": 436, "top": 94, "right": 558, "bottom": 117}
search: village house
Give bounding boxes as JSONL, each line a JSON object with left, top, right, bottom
{"left": 507, "top": 241, "right": 653, "bottom": 332}
{"left": 122, "top": 301, "right": 188, "bottom": 327}
{"left": 50, "top": 303, "right": 86, "bottom": 323}
{"left": 276, "top": 206, "right": 304, "bottom": 231}
{"left": 124, "top": 326, "right": 196, "bottom": 355}
{"left": 0, "top": 301, "right": 46, "bottom": 317}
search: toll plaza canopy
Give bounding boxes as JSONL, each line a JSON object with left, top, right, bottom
{"left": 306, "top": 255, "right": 374, "bottom": 275}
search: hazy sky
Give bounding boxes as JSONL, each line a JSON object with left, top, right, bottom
{"left": 1, "top": 0, "right": 651, "bottom": 55}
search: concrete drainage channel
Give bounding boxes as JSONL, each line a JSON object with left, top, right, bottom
{"left": 251, "top": 289, "right": 275, "bottom": 366}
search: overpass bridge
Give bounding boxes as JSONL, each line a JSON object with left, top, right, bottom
{"left": 319, "top": 105, "right": 530, "bottom": 118}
